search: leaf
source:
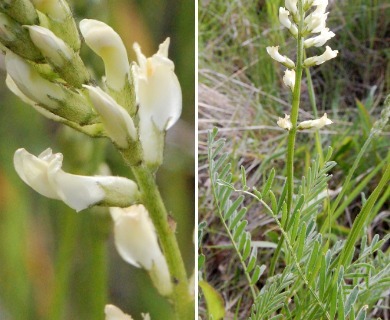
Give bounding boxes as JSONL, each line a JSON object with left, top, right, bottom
{"left": 345, "top": 285, "right": 359, "bottom": 317}
{"left": 262, "top": 168, "right": 275, "bottom": 198}
{"left": 251, "top": 265, "right": 266, "bottom": 285}
{"left": 225, "top": 196, "right": 245, "bottom": 221}
{"left": 355, "top": 305, "right": 367, "bottom": 320}
{"left": 199, "top": 280, "right": 225, "bottom": 320}
{"left": 233, "top": 220, "right": 248, "bottom": 242}
{"left": 229, "top": 207, "right": 247, "bottom": 229}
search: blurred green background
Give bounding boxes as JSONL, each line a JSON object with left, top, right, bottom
{"left": 0, "top": 1, "right": 194, "bottom": 319}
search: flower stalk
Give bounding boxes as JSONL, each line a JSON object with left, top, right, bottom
{"left": 130, "top": 164, "right": 194, "bottom": 320}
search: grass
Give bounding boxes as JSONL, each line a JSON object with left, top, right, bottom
{"left": 199, "top": 0, "right": 390, "bottom": 318}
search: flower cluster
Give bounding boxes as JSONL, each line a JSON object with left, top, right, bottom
{"left": 0, "top": 0, "right": 180, "bottom": 311}
{"left": 267, "top": 0, "right": 336, "bottom": 131}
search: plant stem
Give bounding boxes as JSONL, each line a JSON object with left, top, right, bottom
{"left": 286, "top": 25, "right": 304, "bottom": 216}
{"left": 270, "top": 1, "right": 305, "bottom": 277}
{"left": 131, "top": 165, "right": 193, "bottom": 320}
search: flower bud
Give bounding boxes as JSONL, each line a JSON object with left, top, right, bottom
{"left": 26, "top": 25, "right": 72, "bottom": 67}
{"left": 304, "top": 46, "right": 338, "bottom": 66}
{"left": 283, "top": 69, "right": 295, "bottom": 91}
{"left": 0, "top": 0, "right": 39, "bottom": 25}
{"left": 110, "top": 205, "right": 173, "bottom": 296}
{"left": 31, "top": 0, "right": 80, "bottom": 51}
{"left": 0, "top": 13, "right": 43, "bottom": 62}
{"left": 14, "top": 148, "right": 140, "bottom": 212}
{"left": 26, "top": 25, "right": 90, "bottom": 87}
{"left": 266, "top": 46, "right": 295, "bottom": 69}
{"left": 84, "top": 85, "right": 137, "bottom": 149}
{"left": 277, "top": 114, "right": 293, "bottom": 130}
{"left": 80, "top": 19, "right": 130, "bottom": 92}
{"left": 298, "top": 113, "right": 333, "bottom": 130}
{"left": 104, "top": 305, "right": 133, "bottom": 320}
{"left": 304, "top": 28, "right": 335, "bottom": 48}
{"left": 5, "top": 51, "right": 64, "bottom": 108}
{"left": 133, "top": 38, "right": 182, "bottom": 168}
{"left": 5, "top": 51, "right": 97, "bottom": 124}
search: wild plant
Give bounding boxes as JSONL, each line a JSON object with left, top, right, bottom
{"left": 0, "top": 0, "right": 194, "bottom": 319}
{"left": 200, "top": 0, "right": 390, "bottom": 319}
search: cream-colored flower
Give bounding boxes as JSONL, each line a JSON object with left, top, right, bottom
{"left": 298, "top": 113, "right": 333, "bottom": 129}
{"left": 304, "top": 12, "right": 328, "bottom": 33}
{"left": 26, "top": 25, "right": 73, "bottom": 67}
{"left": 304, "top": 46, "right": 338, "bottom": 66}
{"left": 110, "top": 205, "right": 173, "bottom": 296}
{"left": 266, "top": 46, "right": 295, "bottom": 69}
{"left": 84, "top": 85, "right": 137, "bottom": 148}
{"left": 31, "top": 0, "right": 71, "bottom": 21}
{"left": 285, "top": 0, "right": 298, "bottom": 15}
{"left": 304, "top": 28, "right": 335, "bottom": 48}
{"left": 104, "top": 305, "right": 151, "bottom": 320}
{"left": 279, "top": 7, "right": 298, "bottom": 36}
{"left": 283, "top": 69, "right": 295, "bottom": 91}
{"left": 14, "top": 148, "right": 139, "bottom": 212}
{"left": 277, "top": 114, "right": 293, "bottom": 130}
{"left": 5, "top": 51, "right": 64, "bottom": 109}
{"left": 133, "top": 38, "right": 182, "bottom": 168}
{"left": 80, "top": 19, "right": 130, "bottom": 91}
{"left": 104, "top": 305, "right": 133, "bottom": 320}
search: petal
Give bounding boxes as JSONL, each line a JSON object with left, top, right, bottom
{"left": 104, "top": 304, "right": 134, "bottom": 320}
{"left": 110, "top": 205, "right": 163, "bottom": 270}
{"left": 14, "top": 148, "right": 61, "bottom": 199}
{"left": 80, "top": 19, "right": 129, "bottom": 91}
{"left": 138, "top": 62, "right": 182, "bottom": 131}
{"left": 84, "top": 85, "right": 137, "bottom": 148}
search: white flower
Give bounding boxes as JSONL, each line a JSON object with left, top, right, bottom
{"left": 14, "top": 148, "right": 139, "bottom": 212}
{"left": 312, "top": 0, "right": 328, "bottom": 15}
{"left": 26, "top": 25, "right": 73, "bottom": 67}
{"left": 304, "top": 46, "right": 338, "bottom": 66}
{"left": 104, "top": 305, "right": 150, "bottom": 320}
{"left": 279, "top": 7, "right": 292, "bottom": 29}
{"left": 304, "top": 28, "right": 335, "bottom": 48}
{"left": 133, "top": 38, "right": 182, "bottom": 168}
{"left": 30, "top": 0, "right": 71, "bottom": 21}
{"left": 298, "top": 113, "right": 333, "bottom": 129}
{"left": 80, "top": 19, "right": 130, "bottom": 91}
{"left": 110, "top": 205, "right": 173, "bottom": 296}
{"left": 84, "top": 85, "right": 137, "bottom": 148}
{"left": 277, "top": 114, "right": 293, "bottom": 130}
{"left": 285, "top": 0, "right": 298, "bottom": 15}
{"left": 5, "top": 51, "right": 64, "bottom": 109}
{"left": 304, "top": 12, "right": 328, "bottom": 33}
{"left": 266, "top": 46, "right": 295, "bottom": 69}
{"left": 279, "top": 7, "right": 298, "bottom": 36}
{"left": 283, "top": 69, "right": 295, "bottom": 91}
{"left": 104, "top": 305, "right": 133, "bottom": 320}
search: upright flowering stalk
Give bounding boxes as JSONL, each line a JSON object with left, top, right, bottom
{"left": 0, "top": 2, "right": 193, "bottom": 319}
{"left": 267, "top": 0, "right": 337, "bottom": 223}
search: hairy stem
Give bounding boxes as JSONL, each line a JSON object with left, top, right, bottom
{"left": 131, "top": 165, "right": 193, "bottom": 320}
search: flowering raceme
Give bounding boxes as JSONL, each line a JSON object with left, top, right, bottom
{"left": 14, "top": 148, "right": 140, "bottom": 212}
{"left": 268, "top": 0, "right": 337, "bottom": 130}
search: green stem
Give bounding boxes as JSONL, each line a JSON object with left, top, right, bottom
{"left": 270, "top": 1, "right": 305, "bottom": 277}
{"left": 131, "top": 165, "right": 193, "bottom": 320}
